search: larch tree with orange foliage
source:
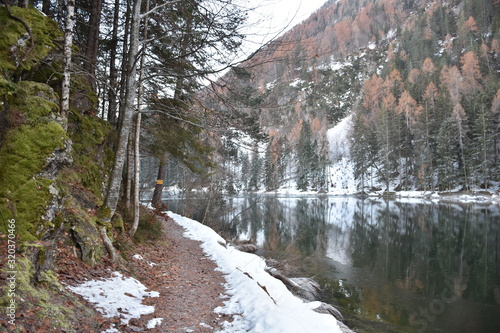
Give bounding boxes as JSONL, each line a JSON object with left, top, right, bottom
{"left": 460, "top": 51, "right": 482, "bottom": 96}
{"left": 333, "top": 20, "right": 353, "bottom": 55}
{"left": 397, "top": 90, "right": 419, "bottom": 134}
{"left": 440, "top": 65, "right": 463, "bottom": 105}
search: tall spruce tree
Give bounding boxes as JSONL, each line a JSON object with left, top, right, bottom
{"left": 296, "top": 120, "right": 319, "bottom": 191}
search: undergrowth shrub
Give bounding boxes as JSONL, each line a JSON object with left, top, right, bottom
{"left": 121, "top": 205, "right": 164, "bottom": 243}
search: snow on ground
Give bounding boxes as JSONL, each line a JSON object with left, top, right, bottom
{"left": 65, "top": 210, "right": 342, "bottom": 333}
{"left": 132, "top": 253, "right": 157, "bottom": 267}
{"left": 66, "top": 271, "right": 159, "bottom": 329}
{"left": 146, "top": 318, "right": 163, "bottom": 329}
{"left": 168, "top": 211, "right": 343, "bottom": 333}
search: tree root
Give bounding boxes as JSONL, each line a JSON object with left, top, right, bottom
{"left": 100, "top": 226, "right": 116, "bottom": 262}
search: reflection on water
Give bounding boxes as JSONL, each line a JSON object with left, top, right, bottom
{"left": 167, "top": 196, "right": 500, "bottom": 333}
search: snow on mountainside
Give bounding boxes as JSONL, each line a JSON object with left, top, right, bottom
{"left": 202, "top": 0, "right": 500, "bottom": 194}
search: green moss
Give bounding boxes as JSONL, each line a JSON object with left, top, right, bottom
{"left": 111, "top": 212, "right": 125, "bottom": 234}
{"left": 0, "top": 120, "right": 68, "bottom": 240}
{"left": 0, "top": 75, "right": 16, "bottom": 98}
{"left": 0, "top": 257, "right": 81, "bottom": 332}
{"left": 97, "top": 205, "right": 111, "bottom": 220}
{"left": 8, "top": 81, "right": 59, "bottom": 122}
{"left": 0, "top": 7, "right": 62, "bottom": 77}
{"left": 132, "top": 206, "right": 165, "bottom": 243}
{"left": 67, "top": 109, "right": 112, "bottom": 203}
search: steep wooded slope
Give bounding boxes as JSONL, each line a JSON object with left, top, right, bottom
{"left": 203, "top": 0, "right": 500, "bottom": 193}
{"left": 0, "top": 7, "right": 119, "bottom": 331}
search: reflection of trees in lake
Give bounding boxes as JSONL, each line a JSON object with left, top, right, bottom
{"left": 170, "top": 196, "right": 500, "bottom": 332}
{"left": 347, "top": 200, "right": 500, "bottom": 304}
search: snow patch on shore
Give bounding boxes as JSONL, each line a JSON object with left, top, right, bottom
{"left": 66, "top": 271, "right": 159, "bottom": 326}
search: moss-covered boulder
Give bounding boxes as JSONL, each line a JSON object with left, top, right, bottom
{"left": 0, "top": 6, "right": 62, "bottom": 81}
{"left": 0, "top": 88, "right": 69, "bottom": 241}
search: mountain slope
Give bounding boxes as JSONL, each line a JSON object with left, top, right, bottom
{"left": 202, "top": 0, "right": 500, "bottom": 193}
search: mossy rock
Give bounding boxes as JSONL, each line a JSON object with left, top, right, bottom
{"left": 67, "top": 107, "right": 113, "bottom": 203}
{"left": 0, "top": 119, "right": 69, "bottom": 241}
{"left": 0, "top": 256, "right": 96, "bottom": 332}
{"left": 0, "top": 6, "right": 62, "bottom": 79}
{"left": 111, "top": 211, "right": 125, "bottom": 234}
{"left": 68, "top": 211, "right": 104, "bottom": 267}
{"left": 8, "top": 80, "right": 60, "bottom": 123}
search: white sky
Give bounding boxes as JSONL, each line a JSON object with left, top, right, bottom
{"left": 237, "top": 0, "right": 329, "bottom": 58}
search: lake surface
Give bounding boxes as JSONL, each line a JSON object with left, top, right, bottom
{"left": 166, "top": 195, "right": 500, "bottom": 333}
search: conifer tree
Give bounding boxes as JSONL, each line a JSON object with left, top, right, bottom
{"left": 471, "top": 101, "right": 495, "bottom": 187}
{"left": 352, "top": 113, "right": 380, "bottom": 191}
{"left": 296, "top": 120, "right": 319, "bottom": 191}
{"left": 249, "top": 144, "right": 262, "bottom": 191}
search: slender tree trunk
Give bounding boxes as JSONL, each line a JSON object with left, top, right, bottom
{"left": 42, "top": 0, "right": 51, "bottom": 15}
{"left": 151, "top": 154, "right": 167, "bottom": 208}
{"left": 117, "top": 0, "right": 131, "bottom": 128}
{"left": 125, "top": 132, "right": 133, "bottom": 208}
{"left": 103, "top": 0, "right": 142, "bottom": 222}
{"left": 130, "top": 0, "right": 149, "bottom": 237}
{"left": 130, "top": 112, "right": 142, "bottom": 236}
{"left": 84, "top": 0, "right": 102, "bottom": 79}
{"left": 107, "top": 0, "right": 120, "bottom": 125}
{"left": 60, "top": 0, "right": 75, "bottom": 131}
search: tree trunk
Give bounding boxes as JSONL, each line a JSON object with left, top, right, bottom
{"left": 117, "top": 0, "right": 131, "bottom": 128}
{"left": 107, "top": 0, "right": 120, "bottom": 125}
{"left": 130, "top": 112, "right": 142, "bottom": 237}
{"left": 125, "top": 132, "right": 133, "bottom": 208}
{"left": 60, "top": 0, "right": 75, "bottom": 131}
{"left": 42, "top": 0, "right": 51, "bottom": 15}
{"left": 151, "top": 154, "right": 167, "bottom": 208}
{"left": 84, "top": 0, "right": 102, "bottom": 79}
{"left": 103, "top": 0, "right": 142, "bottom": 222}
{"left": 130, "top": 0, "right": 149, "bottom": 237}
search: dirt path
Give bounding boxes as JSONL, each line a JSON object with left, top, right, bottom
{"left": 120, "top": 214, "right": 232, "bottom": 332}
{"left": 1, "top": 212, "right": 231, "bottom": 332}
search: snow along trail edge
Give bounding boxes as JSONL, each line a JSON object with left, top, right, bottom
{"left": 167, "top": 211, "right": 343, "bottom": 333}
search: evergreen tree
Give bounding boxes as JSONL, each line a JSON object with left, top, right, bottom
{"left": 351, "top": 114, "right": 378, "bottom": 191}
{"left": 375, "top": 94, "right": 400, "bottom": 191}
{"left": 296, "top": 120, "right": 319, "bottom": 191}
{"left": 436, "top": 117, "right": 458, "bottom": 190}
{"left": 248, "top": 145, "right": 262, "bottom": 191}
{"left": 414, "top": 82, "right": 438, "bottom": 190}
{"left": 264, "top": 139, "right": 277, "bottom": 191}
{"left": 451, "top": 102, "right": 470, "bottom": 189}
{"left": 470, "top": 97, "right": 495, "bottom": 187}
{"left": 240, "top": 152, "right": 251, "bottom": 190}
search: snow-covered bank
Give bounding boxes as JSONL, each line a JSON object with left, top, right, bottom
{"left": 226, "top": 188, "right": 500, "bottom": 206}
{"left": 167, "top": 211, "right": 344, "bottom": 333}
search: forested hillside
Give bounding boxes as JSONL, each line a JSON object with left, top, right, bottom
{"left": 202, "top": 0, "right": 500, "bottom": 193}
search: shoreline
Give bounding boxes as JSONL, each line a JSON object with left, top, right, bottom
{"left": 142, "top": 187, "right": 500, "bottom": 206}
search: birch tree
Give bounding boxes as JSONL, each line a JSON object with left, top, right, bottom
{"left": 103, "top": 0, "right": 142, "bottom": 222}
{"left": 60, "top": 0, "right": 74, "bottom": 130}
{"left": 130, "top": 0, "right": 150, "bottom": 238}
